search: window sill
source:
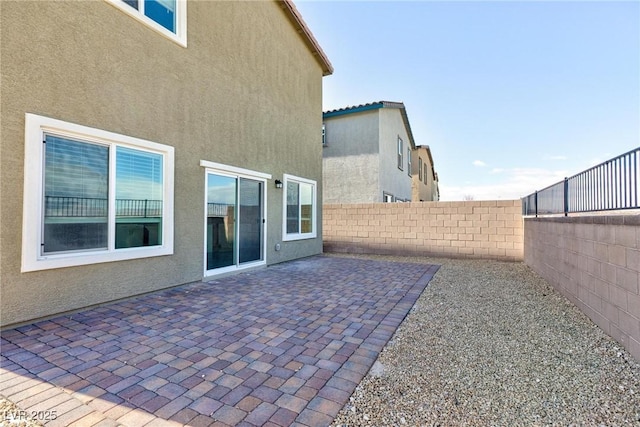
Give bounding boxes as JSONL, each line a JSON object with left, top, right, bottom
{"left": 283, "top": 234, "right": 317, "bottom": 242}
{"left": 22, "top": 245, "right": 173, "bottom": 273}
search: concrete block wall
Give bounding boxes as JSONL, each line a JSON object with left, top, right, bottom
{"left": 524, "top": 216, "right": 640, "bottom": 361}
{"left": 323, "top": 200, "right": 524, "bottom": 261}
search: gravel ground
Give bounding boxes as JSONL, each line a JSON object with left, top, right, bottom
{"left": 330, "top": 254, "right": 640, "bottom": 427}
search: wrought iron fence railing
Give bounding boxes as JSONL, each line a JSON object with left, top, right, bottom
{"left": 207, "top": 203, "right": 234, "bottom": 217}
{"left": 44, "top": 198, "right": 235, "bottom": 219}
{"left": 45, "top": 197, "right": 163, "bottom": 218}
{"left": 523, "top": 147, "right": 640, "bottom": 216}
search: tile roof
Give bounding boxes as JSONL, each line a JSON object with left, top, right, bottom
{"left": 323, "top": 101, "right": 417, "bottom": 149}
{"left": 323, "top": 101, "right": 405, "bottom": 116}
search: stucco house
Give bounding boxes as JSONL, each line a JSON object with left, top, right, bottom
{"left": 0, "top": 0, "right": 332, "bottom": 327}
{"left": 412, "top": 145, "right": 440, "bottom": 201}
{"left": 322, "top": 101, "right": 417, "bottom": 203}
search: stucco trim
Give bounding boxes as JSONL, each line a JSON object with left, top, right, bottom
{"left": 199, "top": 160, "right": 272, "bottom": 180}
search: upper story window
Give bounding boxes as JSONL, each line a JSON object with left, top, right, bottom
{"left": 397, "top": 137, "right": 403, "bottom": 170}
{"left": 107, "top": 0, "right": 187, "bottom": 47}
{"left": 22, "top": 114, "right": 174, "bottom": 272}
{"left": 322, "top": 123, "right": 326, "bottom": 146}
{"left": 283, "top": 174, "right": 317, "bottom": 241}
{"left": 419, "top": 157, "right": 423, "bottom": 182}
{"left": 407, "top": 147, "right": 412, "bottom": 176}
{"left": 424, "top": 165, "right": 428, "bottom": 184}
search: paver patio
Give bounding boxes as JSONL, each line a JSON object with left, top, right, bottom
{"left": 0, "top": 255, "right": 438, "bottom": 426}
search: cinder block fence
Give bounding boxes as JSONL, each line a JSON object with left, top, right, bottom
{"left": 525, "top": 215, "right": 640, "bottom": 361}
{"left": 323, "top": 200, "right": 524, "bottom": 261}
{"left": 323, "top": 201, "right": 640, "bottom": 361}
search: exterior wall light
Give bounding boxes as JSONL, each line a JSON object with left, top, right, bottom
{"left": 275, "top": 179, "right": 283, "bottom": 189}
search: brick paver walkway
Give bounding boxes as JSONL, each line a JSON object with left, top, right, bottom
{"left": 1, "top": 256, "right": 438, "bottom": 426}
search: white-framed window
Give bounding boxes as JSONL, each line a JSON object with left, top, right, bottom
{"left": 322, "top": 123, "right": 326, "bottom": 146}
{"left": 22, "top": 113, "right": 174, "bottom": 272}
{"left": 283, "top": 174, "right": 317, "bottom": 241}
{"left": 407, "top": 147, "right": 412, "bottom": 176}
{"left": 419, "top": 157, "right": 423, "bottom": 182}
{"left": 106, "top": 0, "right": 187, "bottom": 47}
{"left": 383, "top": 192, "right": 394, "bottom": 203}
{"left": 397, "top": 137, "right": 403, "bottom": 170}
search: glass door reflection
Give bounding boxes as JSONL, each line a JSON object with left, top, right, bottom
{"left": 206, "top": 174, "right": 236, "bottom": 270}
{"left": 238, "top": 178, "right": 263, "bottom": 264}
{"left": 206, "top": 173, "right": 265, "bottom": 272}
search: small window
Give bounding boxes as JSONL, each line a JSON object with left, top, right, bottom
{"left": 283, "top": 174, "right": 317, "bottom": 241}
{"left": 107, "top": 0, "right": 187, "bottom": 46}
{"left": 397, "top": 137, "right": 403, "bottom": 170}
{"left": 424, "top": 164, "right": 428, "bottom": 184}
{"left": 419, "top": 158, "right": 423, "bottom": 182}
{"left": 383, "top": 192, "right": 394, "bottom": 203}
{"left": 322, "top": 123, "right": 326, "bottom": 146}
{"left": 407, "top": 147, "right": 412, "bottom": 176}
{"left": 22, "top": 114, "right": 174, "bottom": 272}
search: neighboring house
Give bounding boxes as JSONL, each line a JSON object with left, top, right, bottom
{"left": 322, "top": 101, "right": 417, "bottom": 203}
{"left": 0, "top": 0, "right": 332, "bottom": 327}
{"left": 412, "top": 145, "right": 440, "bottom": 201}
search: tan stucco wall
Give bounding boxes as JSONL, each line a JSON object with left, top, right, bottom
{"left": 411, "top": 146, "right": 437, "bottom": 202}
{"left": 525, "top": 216, "right": 640, "bottom": 361}
{"left": 324, "top": 200, "right": 523, "bottom": 261}
{"left": 1, "top": 1, "right": 324, "bottom": 326}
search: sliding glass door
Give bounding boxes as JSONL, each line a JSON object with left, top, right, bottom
{"left": 206, "top": 174, "right": 236, "bottom": 270}
{"left": 206, "top": 172, "right": 264, "bottom": 273}
{"left": 238, "top": 178, "right": 263, "bottom": 264}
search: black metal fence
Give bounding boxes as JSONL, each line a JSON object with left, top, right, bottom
{"left": 45, "top": 197, "right": 163, "bottom": 218}
{"left": 523, "top": 147, "right": 640, "bottom": 216}
{"left": 207, "top": 203, "right": 234, "bottom": 217}
{"left": 116, "top": 199, "right": 163, "bottom": 217}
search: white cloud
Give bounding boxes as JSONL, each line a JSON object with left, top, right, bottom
{"left": 439, "top": 167, "right": 568, "bottom": 201}
{"left": 473, "top": 160, "right": 487, "bottom": 167}
{"left": 548, "top": 155, "right": 567, "bottom": 161}
{"left": 490, "top": 168, "right": 504, "bottom": 174}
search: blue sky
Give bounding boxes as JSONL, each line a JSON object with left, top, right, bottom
{"left": 296, "top": 0, "right": 640, "bottom": 201}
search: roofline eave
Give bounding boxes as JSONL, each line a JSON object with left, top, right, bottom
{"left": 280, "top": 0, "right": 334, "bottom": 76}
